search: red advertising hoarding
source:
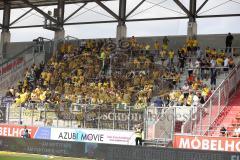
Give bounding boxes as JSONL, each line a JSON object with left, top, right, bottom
{"left": 0, "top": 57, "right": 24, "bottom": 75}
{"left": 173, "top": 134, "right": 240, "bottom": 152}
{"left": 0, "top": 124, "right": 38, "bottom": 138}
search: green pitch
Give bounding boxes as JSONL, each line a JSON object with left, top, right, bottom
{"left": 0, "top": 151, "right": 93, "bottom": 160}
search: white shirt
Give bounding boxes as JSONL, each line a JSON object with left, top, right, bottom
{"left": 196, "top": 49, "right": 202, "bottom": 58}
{"left": 210, "top": 59, "right": 216, "bottom": 68}
{"left": 182, "top": 85, "right": 189, "bottom": 92}
{"left": 192, "top": 95, "right": 200, "bottom": 106}
{"left": 224, "top": 58, "right": 229, "bottom": 67}
{"left": 195, "top": 60, "right": 200, "bottom": 68}
{"left": 234, "top": 128, "right": 240, "bottom": 134}
{"left": 188, "top": 62, "right": 194, "bottom": 70}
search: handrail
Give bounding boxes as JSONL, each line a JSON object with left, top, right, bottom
{"left": 203, "top": 64, "right": 239, "bottom": 107}
{"left": 38, "top": 37, "right": 52, "bottom": 41}
{"left": 203, "top": 64, "right": 240, "bottom": 134}
{"left": 182, "top": 60, "right": 240, "bottom": 135}
{"left": 183, "top": 63, "right": 240, "bottom": 135}
{"left": 65, "top": 35, "right": 80, "bottom": 41}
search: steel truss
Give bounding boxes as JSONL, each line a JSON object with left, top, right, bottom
{"left": 0, "top": 0, "right": 240, "bottom": 31}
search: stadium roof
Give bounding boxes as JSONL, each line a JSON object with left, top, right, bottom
{"left": 0, "top": 0, "right": 112, "bottom": 10}
{"left": 0, "top": 0, "right": 239, "bottom": 30}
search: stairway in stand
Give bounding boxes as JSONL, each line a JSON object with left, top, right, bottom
{"left": 208, "top": 90, "right": 240, "bottom": 136}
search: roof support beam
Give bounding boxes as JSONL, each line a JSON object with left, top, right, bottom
{"left": 197, "top": 0, "right": 208, "bottom": 14}
{"left": 10, "top": 9, "right": 33, "bottom": 26}
{"left": 5, "top": 13, "right": 240, "bottom": 30}
{"left": 56, "top": 0, "right": 65, "bottom": 28}
{"left": 173, "top": 0, "right": 192, "bottom": 17}
{"left": 64, "top": 3, "right": 87, "bottom": 23}
{"left": 7, "top": 17, "right": 189, "bottom": 29}
{"left": 189, "top": 0, "right": 197, "bottom": 22}
{"left": 2, "top": 0, "right": 11, "bottom": 32}
{"left": 118, "top": 0, "right": 126, "bottom": 24}
{"left": 197, "top": 14, "right": 240, "bottom": 18}
{"left": 20, "top": 0, "right": 58, "bottom": 24}
{"left": 126, "top": 0, "right": 145, "bottom": 18}
{"left": 93, "top": 0, "right": 119, "bottom": 20}
{"left": 126, "top": 16, "right": 189, "bottom": 22}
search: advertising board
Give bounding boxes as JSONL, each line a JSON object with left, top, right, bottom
{"left": 173, "top": 134, "right": 240, "bottom": 152}
{"left": 0, "top": 124, "right": 51, "bottom": 139}
{"left": 0, "top": 124, "right": 135, "bottom": 145}
{"left": 51, "top": 128, "right": 135, "bottom": 145}
{"left": 0, "top": 57, "right": 24, "bottom": 75}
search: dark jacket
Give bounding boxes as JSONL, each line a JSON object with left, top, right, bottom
{"left": 226, "top": 34, "right": 234, "bottom": 44}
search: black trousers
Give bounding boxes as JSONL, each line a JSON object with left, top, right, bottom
{"left": 135, "top": 137, "right": 142, "bottom": 146}
{"left": 225, "top": 43, "right": 232, "bottom": 53}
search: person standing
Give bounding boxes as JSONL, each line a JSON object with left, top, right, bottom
{"left": 168, "top": 49, "right": 175, "bottom": 66}
{"left": 225, "top": 33, "right": 234, "bottom": 53}
{"left": 100, "top": 49, "right": 106, "bottom": 71}
{"left": 154, "top": 41, "right": 160, "bottom": 55}
{"left": 223, "top": 56, "right": 229, "bottom": 75}
{"left": 135, "top": 125, "right": 143, "bottom": 146}
{"left": 178, "top": 51, "right": 186, "bottom": 73}
{"left": 210, "top": 66, "right": 217, "bottom": 90}
{"left": 187, "top": 59, "right": 194, "bottom": 77}
{"left": 196, "top": 47, "right": 203, "bottom": 59}
{"left": 22, "top": 126, "right": 30, "bottom": 139}
{"left": 162, "top": 36, "right": 169, "bottom": 50}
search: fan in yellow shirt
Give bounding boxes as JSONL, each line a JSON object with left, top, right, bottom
{"left": 186, "top": 39, "right": 193, "bottom": 54}
{"left": 216, "top": 57, "right": 224, "bottom": 66}
{"left": 192, "top": 39, "right": 198, "bottom": 52}
{"left": 201, "top": 85, "right": 210, "bottom": 97}
{"left": 169, "top": 91, "right": 176, "bottom": 101}
{"left": 39, "top": 91, "right": 47, "bottom": 101}
{"left": 168, "top": 50, "right": 175, "bottom": 64}
{"left": 178, "top": 92, "right": 185, "bottom": 106}
{"left": 211, "top": 49, "right": 217, "bottom": 56}
{"left": 219, "top": 50, "right": 225, "bottom": 57}
{"left": 182, "top": 47, "right": 187, "bottom": 55}
{"left": 41, "top": 71, "right": 47, "bottom": 79}
{"left": 191, "top": 82, "right": 198, "bottom": 91}
{"left": 192, "top": 39, "right": 198, "bottom": 47}
{"left": 130, "top": 36, "right": 137, "bottom": 48}
{"left": 205, "top": 47, "right": 211, "bottom": 57}
{"left": 186, "top": 92, "right": 193, "bottom": 106}
{"left": 154, "top": 41, "right": 160, "bottom": 53}
{"left": 46, "top": 72, "right": 52, "bottom": 83}
{"left": 145, "top": 43, "right": 151, "bottom": 50}
{"left": 60, "top": 44, "right": 66, "bottom": 53}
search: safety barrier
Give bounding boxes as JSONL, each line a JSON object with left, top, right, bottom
{"left": 1, "top": 102, "right": 144, "bottom": 130}
{"left": 182, "top": 62, "right": 240, "bottom": 135}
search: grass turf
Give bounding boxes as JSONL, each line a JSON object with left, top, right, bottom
{"left": 0, "top": 151, "right": 93, "bottom": 160}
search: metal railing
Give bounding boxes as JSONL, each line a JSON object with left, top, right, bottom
{"left": 1, "top": 102, "right": 144, "bottom": 130}
{"left": 145, "top": 106, "right": 175, "bottom": 143}
{"left": 182, "top": 62, "right": 240, "bottom": 135}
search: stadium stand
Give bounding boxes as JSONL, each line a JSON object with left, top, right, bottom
{"left": 1, "top": 35, "right": 240, "bottom": 147}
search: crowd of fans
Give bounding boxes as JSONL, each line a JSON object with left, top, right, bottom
{"left": 4, "top": 36, "right": 236, "bottom": 111}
